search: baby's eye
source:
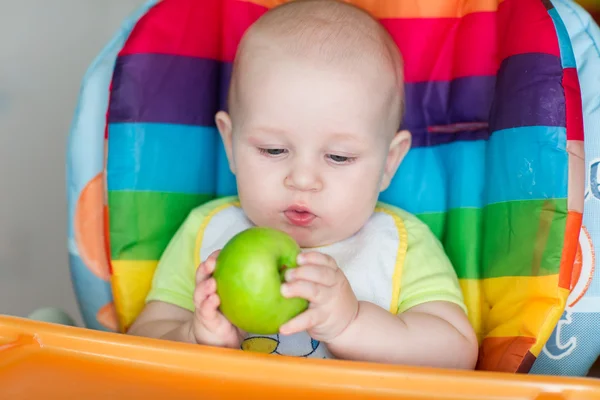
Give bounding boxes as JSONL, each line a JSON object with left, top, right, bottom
{"left": 258, "top": 148, "right": 287, "bottom": 156}
{"left": 327, "top": 154, "right": 356, "bottom": 164}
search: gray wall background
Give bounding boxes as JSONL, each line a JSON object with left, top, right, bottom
{"left": 0, "top": 0, "right": 147, "bottom": 323}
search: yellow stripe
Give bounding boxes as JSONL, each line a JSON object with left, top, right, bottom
{"left": 242, "top": 0, "right": 498, "bottom": 18}
{"left": 193, "top": 201, "right": 241, "bottom": 268}
{"left": 374, "top": 206, "right": 408, "bottom": 314}
{"left": 110, "top": 260, "right": 158, "bottom": 332}
{"left": 481, "top": 275, "right": 566, "bottom": 341}
{"left": 530, "top": 287, "right": 569, "bottom": 357}
{"left": 458, "top": 279, "right": 486, "bottom": 344}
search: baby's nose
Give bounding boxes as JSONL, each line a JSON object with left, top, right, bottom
{"left": 284, "top": 165, "right": 323, "bottom": 192}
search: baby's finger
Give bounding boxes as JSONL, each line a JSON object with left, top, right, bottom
{"left": 285, "top": 265, "right": 337, "bottom": 286}
{"left": 193, "top": 278, "right": 216, "bottom": 307}
{"left": 195, "top": 250, "right": 221, "bottom": 284}
{"left": 298, "top": 251, "right": 338, "bottom": 270}
{"left": 281, "top": 280, "right": 326, "bottom": 304}
{"left": 279, "top": 309, "right": 318, "bottom": 336}
{"left": 197, "top": 292, "right": 221, "bottom": 322}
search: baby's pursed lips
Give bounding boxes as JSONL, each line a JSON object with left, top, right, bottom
{"left": 285, "top": 204, "right": 314, "bottom": 215}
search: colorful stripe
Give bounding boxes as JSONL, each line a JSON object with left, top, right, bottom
{"left": 380, "top": 13, "right": 498, "bottom": 82}
{"left": 108, "top": 53, "right": 496, "bottom": 145}
{"left": 119, "top": 0, "right": 498, "bottom": 83}
{"left": 441, "top": 199, "right": 568, "bottom": 279}
{"left": 383, "top": 126, "right": 568, "bottom": 214}
{"left": 110, "top": 260, "right": 158, "bottom": 331}
{"left": 107, "top": 123, "right": 218, "bottom": 194}
{"left": 246, "top": 0, "right": 499, "bottom": 18}
{"left": 497, "top": 0, "right": 561, "bottom": 60}
{"left": 108, "top": 55, "right": 223, "bottom": 126}
{"left": 490, "top": 53, "right": 565, "bottom": 132}
{"left": 119, "top": 0, "right": 225, "bottom": 59}
{"left": 403, "top": 76, "right": 494, "bottom": 142}
{"left": 482, "top": 199, "right": 567, "bottom": 278}
{"left": 548, "top": 8, "right": 578, "bottom": 69}
{"left": 563, "top": 68, "right": 585, "bottom": 141}
{"left": 100, "top": 0, "right": 584, "bottom": 376}
{"left": 108, "top": 191, "right": 213, "bottom": 260}
{"left": 486, "top": 126, "right": 568, "bottom": 205}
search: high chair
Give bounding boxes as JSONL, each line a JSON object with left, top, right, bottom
{"left": 2, "top": 0, "right": 600, "bottom": 398}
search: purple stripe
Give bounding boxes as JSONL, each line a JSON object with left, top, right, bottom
{"left": 108, "top": 53, "right": 498, "bottom": 147}
{"left": 490, "top": 52, "right": 565, "bottom": 132}
{"left": 108, "top": 54, "right": 225, "bottom": 126}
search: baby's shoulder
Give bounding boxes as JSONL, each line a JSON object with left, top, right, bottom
{"left": 186, "top": 196, "right": 253, "bottom": 262}
{"left": 373, "top": 201, "right": 439, "bottom": 246}
{"left": 186, "top": 196, "right": 242, "bottom": 221}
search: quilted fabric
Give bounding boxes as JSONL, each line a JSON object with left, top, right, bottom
{"left": 67, "top": 0, "right": 585, "bottom": 373}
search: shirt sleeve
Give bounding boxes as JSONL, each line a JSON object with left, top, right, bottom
{"left": 144, "top": 207, "right": 207, "bottom": 312}
{"left": 395, "top": 210, "right": 468, "bottom": 315}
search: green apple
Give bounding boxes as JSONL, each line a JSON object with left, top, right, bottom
{"left": 213, "top": 227, "right": 308, "bottom": 334}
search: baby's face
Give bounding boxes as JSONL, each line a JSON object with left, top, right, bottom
{"left": 217, "top": 56, "right": 409, "bottom": 248}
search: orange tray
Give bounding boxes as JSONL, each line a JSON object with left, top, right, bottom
{"left": 1, "top": 315, "right": 600, "bottom": 400}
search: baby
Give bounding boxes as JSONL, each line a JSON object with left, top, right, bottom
{"left": 129, "top": 0, "right": 478, "bottom": 369}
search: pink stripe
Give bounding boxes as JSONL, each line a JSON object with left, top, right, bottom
{"left": 119, "top": 0, "right": 498, "bottom": 83}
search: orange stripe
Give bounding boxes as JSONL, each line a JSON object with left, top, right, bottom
{"left": 243, "top": 0, "right": 498, "bottom": 18}
{"left": 559, "top": 211, "right": 583, "bottom": 289}
{"left": 477, "top": 336, "right": 536, "bottom": 372}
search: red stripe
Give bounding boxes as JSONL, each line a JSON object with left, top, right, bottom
{"left": 382, "top": 12, "right": 498, "bottom": 82}
{"left": 563, "top": 68, "right": 584, "bottom": 141}
{"left": 497, "top": 0, "right": 560, "bottom": 61}
{"left": 119, "top": 0, "right": 229, "bottom": 59}
{"left": 119, "top": 0, "right": 497, "bottom": 82}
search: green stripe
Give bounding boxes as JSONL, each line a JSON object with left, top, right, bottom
{"left": 108, "top": 191, "right": 214, "bottom": 260}
{"left": 481, "top": 199, "right": 567, "bottom": 279}
{"left": 441, "top": 208, "right": 482, "bottom": 280}
{"left": 109, "top": 192, "right": 567, "bottom": 280}
{"left": 414, "top": 212, "right": 446, "bottom": 240}
{"left": 415, "top": 199, "right": 567, "bottom": 279}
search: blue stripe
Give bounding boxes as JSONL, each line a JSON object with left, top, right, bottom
{"left": 549, "top": 8, "right": 578, "bottom": 69}
{"left": 486, "top": 126, "right": 568, "bottom": 205}
{"left": 216, "top": 139, "right": 237, "bottom": 197}
{"left": 107, "top": 123, "right": 217, "bottom": 194}
{"left": 380, "top": 140, "right": 485, "bottom": 214}
{"left": 380, "top": 126, "right": 568, "bottom": 214}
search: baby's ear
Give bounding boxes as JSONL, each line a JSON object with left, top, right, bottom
{"left": 380, "top": 130, "right": 411, "bottom": 192}
{"left": 215, "top": 111, "right": 236, "bottom": 174}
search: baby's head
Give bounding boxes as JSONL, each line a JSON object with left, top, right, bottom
{"left": 216, "top": 0, "right": 410, "bottom": 248}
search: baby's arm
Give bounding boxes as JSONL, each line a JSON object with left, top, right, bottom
{"left": 326, "top": 300, "right": 478, "bottom": 369}
{"left": 281, "top": 209, "right": 478, "bottom": 369}
{"left": 128, "top": 301, "right": 196, "bottom": 343}
{"left": 128, "top": 251, "right": 244, "bottom": 348}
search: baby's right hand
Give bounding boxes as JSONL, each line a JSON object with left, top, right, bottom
{"left": 192, "top": 250, "right": 245, "bottom": 348}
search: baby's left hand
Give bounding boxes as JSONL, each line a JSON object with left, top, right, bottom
{"left": 279, "top": 251, "right": 358, "bottom": 343}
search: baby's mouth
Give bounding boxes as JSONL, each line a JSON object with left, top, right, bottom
{"left": 284, "top": 206, "right": 316, "bottom": 227}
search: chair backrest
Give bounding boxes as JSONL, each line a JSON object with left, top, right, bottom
{"left": 67, "top": 0, "right": 585, "bottom": 374}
